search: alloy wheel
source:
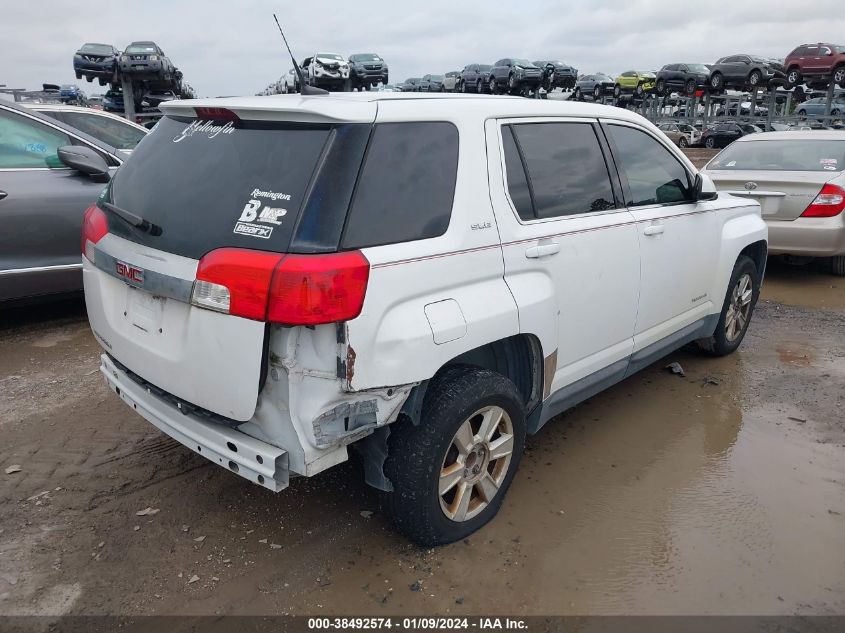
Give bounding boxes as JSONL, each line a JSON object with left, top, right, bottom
{"left": 438, "top": 406, "right": 515, "bottom": 523}
{"left": 725, "top": 273, "right": 753, "bottom": 342}
{"left": 834, "top": 68, "right": 845, "bottom": 84}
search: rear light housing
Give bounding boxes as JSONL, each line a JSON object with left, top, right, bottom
{"left": 801, "top": 184, "right": 845, "bottom": 218}
{"left": 193, "top": 107, "right": 240, "bottom": 122}
{"left": 81, "top": 204, "right": 109, "bottom": 261}
{"left": 192, "top": 248, "right": 370, "bottom": 326}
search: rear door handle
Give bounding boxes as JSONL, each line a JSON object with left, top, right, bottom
{"left": 525, "top": 242, "right": 560, "bottom": 258}
{"left": 0, "top": 191, "right": 7, "bottom": 201}
{"left": 643, "top": 225, "right": 665, "bottom": 236}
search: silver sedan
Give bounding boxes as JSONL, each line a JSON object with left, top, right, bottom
{"left": 701, "top": 131, "right": 845, "bottom": 275}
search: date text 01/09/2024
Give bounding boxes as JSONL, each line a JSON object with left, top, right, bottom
{"left": 306, "top": 617, "right": 528, "bottom": 630}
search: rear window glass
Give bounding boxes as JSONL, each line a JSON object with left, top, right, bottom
{"left": 106, "top": 116, "right": 335, "bottom": 259}
{"left": 342, "top": 122, "right": 458, "bottom": 249}
{"left": 707, "top": 140, "right": 845, "bottom": 172}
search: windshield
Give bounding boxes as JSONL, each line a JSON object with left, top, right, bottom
{"left": 317, "top": 53, "right": 344, "bottom": 61}
{"left": 106, "top": 116, "right": 340, "bottom": 259}
{"left": 688, "top": 64, "right": 710, "bottom": 73}
{"left": 478, "top": 65, "right": 492, "bottom": 71}
{"left": 512, "top": 59, "right": 534, "bottom": 67}
{"left": 350, "top": 54, "right": 381, "bottom": 62}
{"left": 749, "top": 56, "right": 769, "bottom": 63}
{"left": 81, "top": 44, "right": 113, "bottom": 55}
{"left": 61, "top": 111, "right": 147, "bottom": 150}
{"left": 706, "top": 139, "right": 845, "bottom": 172}
{"left": 127, "top": 45, "right": 157, "bottom": 53}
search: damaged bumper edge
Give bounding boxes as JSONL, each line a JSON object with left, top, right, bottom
{"left": 100, "top": 354, "right": 289, "bottom": 492}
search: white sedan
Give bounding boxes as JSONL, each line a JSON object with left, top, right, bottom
{"left": 702, "top": 131, "right": 845, "bottom": 275}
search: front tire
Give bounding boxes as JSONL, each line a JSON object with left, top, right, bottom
{"left": 489, "top": 77, "right": 497, "bottom": 95}
{"left": 679, "top": 136, "right": 689, "bottom": 148}
{"left": 383, "top": 366, "right": 526, "bottom": 546}
{"left": 697, "top": 256, "right": 759, "bottom": 356}
{"left": 832, "top": 256, "right": 845, "bottom": 276}
{"left": 594, "top": 85, "right": 602, "bottom": 100}
{"left": 834, "top": 66, "right": 845, "bottom": 88}
{"left": 786, "top": 67, "right": 802, "bottom": 89}
{"left": 705, "top": 136, "right": 716, "bottom": 149}
{"left": 747, "top": 70, "right": 762, "bottom": 89}
{"left": 613, "top": 84, "right": 622, "bottom": 99}
{"left": 656, "top": 79, "right": 666, "bottom": 96}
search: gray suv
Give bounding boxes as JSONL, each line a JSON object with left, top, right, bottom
{"left": 0, "top": 102, "right": 129, "bottom": 303}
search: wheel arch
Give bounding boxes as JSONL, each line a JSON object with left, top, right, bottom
{"left": 739, "top": 239, "right": 768, "bottom": 286}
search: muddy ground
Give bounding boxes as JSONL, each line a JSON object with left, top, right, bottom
{"left": 1, "top": 259, "right": 844, "bottom": 618}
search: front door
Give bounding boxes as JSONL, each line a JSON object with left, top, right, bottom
{"left": 601, "top": 120, "right": 720, "bottom": 354}
{"left": 0, "top": 108, "right": 108, "bottom": 300}
{"left": 486, "top": 117, "right": 640, "bottom": 395}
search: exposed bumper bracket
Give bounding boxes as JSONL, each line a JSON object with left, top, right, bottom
{"left": 100, "top": 354, "right": 289, "bottom": 492}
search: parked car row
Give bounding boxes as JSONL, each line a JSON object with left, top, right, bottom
{"left": 72, "top": 40, "right": 193, "bottom": 110}
{"left": 261, "top": 52, "right": 389, "bottom": 95}
{"left": 400, "top": 59, "right": 578, "bottom": 95}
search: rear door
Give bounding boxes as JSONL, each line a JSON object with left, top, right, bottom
{"left": 84, "top": 106, "right": 376, "bottom": 421}
{"left": 0, "top": 107, "right": 110, "bottom": 301}
{"left": 487, "top": 117, "right": 640, "bottom": 393}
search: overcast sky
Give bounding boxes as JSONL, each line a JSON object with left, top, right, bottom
{"left": 2, "top": 0, "right": 845, "bottom": 97}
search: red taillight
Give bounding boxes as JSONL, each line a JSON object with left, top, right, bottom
{"left": 81, "top": 204, "right": 108, "bottom": 260}
{"left": 801, "top": 184, "right": 845, "bottom": 218}
{"left": 268, "top": 251, "right": 370, "bottom": 325}
{"left": 192, "top": 248, "right": 370, "bottom": 326}
{"left": 193, "top": 107, "right": 240, "bottom": 122}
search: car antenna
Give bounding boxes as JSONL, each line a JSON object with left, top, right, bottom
{"left": 272, "top": 13, "right": 328, "bottom": 96}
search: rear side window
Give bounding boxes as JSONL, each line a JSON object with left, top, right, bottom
{"left": 61, "top": 111, "right": 147, "bottom": 150}
{"left": 342, "top": 122, "right": 458, "bottom": 249}
{"left": 504, "top": 122, "right": 616, "bottom": 219}
{"left": 607, "top": 124, "right": 693, "bottom": 206}
{"left": 501, "top": 126, "right": 533, "bottom": 220}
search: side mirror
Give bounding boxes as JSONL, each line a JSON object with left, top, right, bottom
{"left": 58, "top": 146, "right": 110, "bottom": 182}
{"left": 694, "top": 172, "right": 718, "bottom": 201}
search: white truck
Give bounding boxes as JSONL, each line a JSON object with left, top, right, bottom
{"left": 81, "top": 93, "right": 767, "bottom": 545}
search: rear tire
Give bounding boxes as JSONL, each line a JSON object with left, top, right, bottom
{"left": 679, "top": 136, "right": 689, "bottom": 148}
{"left": 613, "top": 84, "right": 621, "bottom": 99}
{"left": 685, "top": 79, "right": 696, "bottom": 96}
{"left": 705, "top": 136, "right": 716, "bottom": 149}
{"left": 383, "top": 366, "right": 526, "bottom": 546}
{"left": 710, "top": 72, "right": 724, "bottom": 92}
{"left": 831, "top": 256, "right": 845, "bottom": 276}
{"left": 656, "top": 79, "right": 666, "bottom": 96}
{"left": 834, "top": 66, "right": 845, "bottom": 88}
{"left": 697, "top": 256, "right": 759, "bottom": 356}
{"left": 489, "top": 77, "right": 497, "bottom": 95}
{"left": 594, "top": 85, "right": 602, "bottom": 100}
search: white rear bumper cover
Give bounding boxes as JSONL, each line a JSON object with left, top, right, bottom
{"left": 100, "top": 353, "right": 289, "bottom": 492}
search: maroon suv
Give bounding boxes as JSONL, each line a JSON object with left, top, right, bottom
{"left": 784, "top": 43, "right": 845, "bottom": 89}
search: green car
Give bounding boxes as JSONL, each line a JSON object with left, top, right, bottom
{"left": 613, "top": 70, "right": 657, "bottom": 98}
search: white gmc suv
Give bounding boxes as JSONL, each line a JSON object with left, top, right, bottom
{"left": 82, "top": 93, "right": 767, "bottom": 545}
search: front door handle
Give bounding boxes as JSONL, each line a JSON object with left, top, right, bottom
{"left": 525, "top": 242, "right": 560, "bottom": 258}
{"left": 643, "top": 225, "right": 665, "bottom": 236}
{"left": 0, "top": 190, "right": 7, "bottom": 201}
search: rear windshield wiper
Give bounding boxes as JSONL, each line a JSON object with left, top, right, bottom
{"left": 102, "top": 202, "right": 162, "bottom": 236}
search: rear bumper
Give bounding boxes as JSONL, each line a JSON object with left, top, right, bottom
{"left": 766, "top": 215, "right": 845, "bottom": 257}
{"left": 100, "top": 353, "right": 290, "bottom": 492}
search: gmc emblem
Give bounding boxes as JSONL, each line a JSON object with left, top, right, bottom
{"left": 115, "top": 260, "right": 144, "bottom": 285}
